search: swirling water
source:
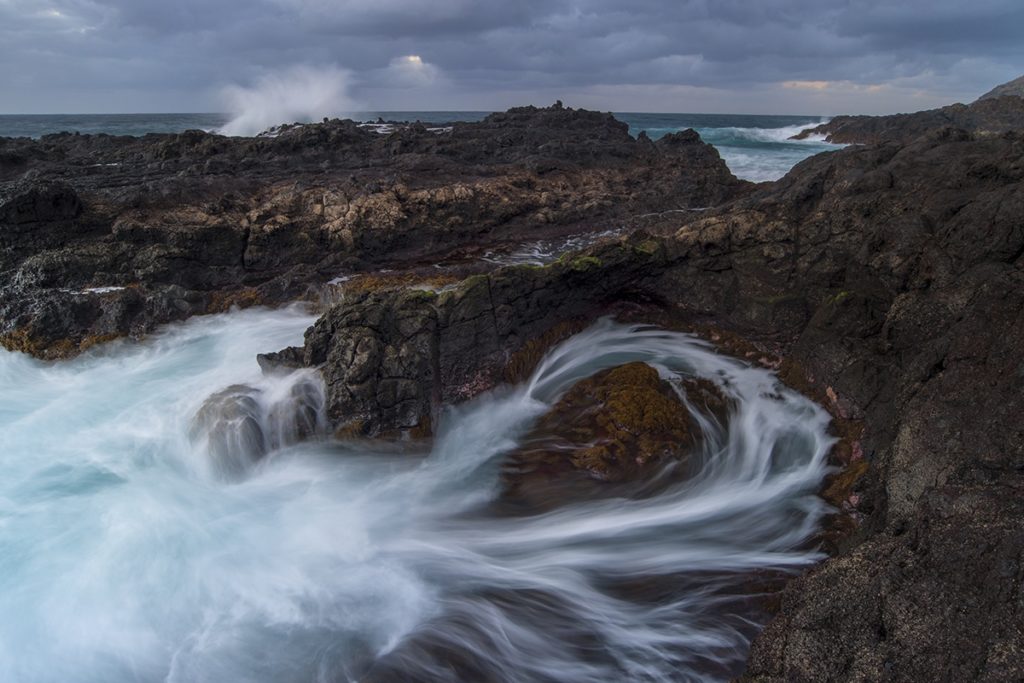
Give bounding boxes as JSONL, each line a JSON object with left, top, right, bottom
{"left": 0, "top": 308, "right": 833, "bottom": 682}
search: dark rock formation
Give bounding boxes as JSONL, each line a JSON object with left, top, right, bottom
{"left": 293, "top": 241, "right": 667, "bottom": 437}
{"left": 190, "top": 385, "right": 268, "bottom": 477}
{"left": 0, "top": 105, "right": 747, "bottom": 358}
{"left": 977, "top": 74, "right": 1024, "bottom": 101}
{"left": 791, "top": 95, "right": 1024, "bottom": 144}
{"left": 285, "top": 126, "right": 1024, "bottom": 680}
{"left": 501, "top": 366, "right": 728, "bottom": 511}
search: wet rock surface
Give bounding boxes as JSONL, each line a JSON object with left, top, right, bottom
{"left": 514, "top": 361, "right": 695, "bottom": 483}
{"left": 0, "top": 103, "right": 746, "bottom": 358}
{"left": 501, "top": 365, "right": 732, "bottom": 511}
{"left": 290, "top": 238, "right": 669, "bottom": 437}
{"left": 189, "top": 372, "right": 326, "bottom": 479}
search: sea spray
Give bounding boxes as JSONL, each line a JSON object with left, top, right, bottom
{"left": 0, "top": 311, "right": 833, "bottom": 682}
{"left": 218, "top": 65, "right": 357, "bottom": 136}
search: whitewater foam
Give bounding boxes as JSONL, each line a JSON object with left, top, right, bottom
{"left": 218, "top": 65, "right": 357, "bottom": 137}
{"left": 0, "top": 310, "right": 833, "bottom": 682}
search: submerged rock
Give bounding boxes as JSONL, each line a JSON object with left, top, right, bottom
{"left": 503, "top": 363, "right": 730, "bottom": 508}
{"left": 190, "top": 385, "right": 267, "bottom": 478}
{"left": 517, "top": 362, "right": 694, "bottom": 482}
{"left": 189, "top": 372, "right": 326, "bottom": 478}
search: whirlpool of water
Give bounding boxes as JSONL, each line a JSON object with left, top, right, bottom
{"left": 0, "top": 307, "right": 833, "bottom": 683}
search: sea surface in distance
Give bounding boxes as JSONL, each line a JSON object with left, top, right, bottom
{"left": 0, "top": 111, "right": 838, "bottom": 182}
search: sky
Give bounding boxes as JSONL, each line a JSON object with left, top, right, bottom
{"left": 1, "top": 0, "right": 1022, "bottom": 116}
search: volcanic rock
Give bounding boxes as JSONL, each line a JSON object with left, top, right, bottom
{"left": 976, "top": 73, "right": 1024, "bottom": 101}
{"left": 0, "top": 104, "right": 748, "bottom": 358}
{"left": 791, "top": 95, "right": 1024, "bottom": 144}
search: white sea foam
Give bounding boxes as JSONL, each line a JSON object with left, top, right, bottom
{"left": 696, "top": 121, "right": 840, "bottom": 182}
{"left": 218, "top": 65, "right": 357, "bottom": 137}
{"left": 0, "top": 311, "right": 833, "bottom": 682}
{"left": 708, "top": 119, "right": 831, "bottom": 144}
{"left": 481, "top": 228, "right": 623, "bottom": 266}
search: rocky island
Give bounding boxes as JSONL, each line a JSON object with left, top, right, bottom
{"left": 2, "top": 90, "right": 1023, "bottom": 681}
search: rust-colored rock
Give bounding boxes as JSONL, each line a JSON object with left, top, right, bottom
{"left": 513, "top": 362, "right": 695, "bottom": 484}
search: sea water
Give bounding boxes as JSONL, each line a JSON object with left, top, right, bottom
{"left": 0, "top": 309, "right": 833, "bottom": 682}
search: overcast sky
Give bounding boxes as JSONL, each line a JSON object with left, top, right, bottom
{"left": 1, "top": 0, "right": 1022, "bottom": 115}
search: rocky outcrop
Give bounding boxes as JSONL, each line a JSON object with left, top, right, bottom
{"left": 791, "top": 95, "right": 1024, "bottom": 144}
{"left": 0, "top": 180, "right": 82, "bottom": 226}
{"left": 290, "top": 240, "right": 669, "bottom": 437}
{"left": 0, "top": 104, "right": 748, "bottom": 358}
{"left": 284, "top": 126, "right": 1024, "bottom": 680}
{"left": 977, "top": 74, "right": 1024, "bottom": 101}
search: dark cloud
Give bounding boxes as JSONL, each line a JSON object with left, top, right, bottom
{"left": 0, "top": 0, "right": 1021, "bottom": 114}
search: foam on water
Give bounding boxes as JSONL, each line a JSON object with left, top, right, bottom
{"left": 0, "top": 306, "right": 833, "bottom": 682}
{"left": 695, "top": 122, "right": 838, "bottom": 182}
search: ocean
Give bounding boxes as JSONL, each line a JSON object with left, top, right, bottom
{"left": 0, "top": 311, "right": 831, "bottom": 682}
{"left": 0, "top": 111, "right": 837, "bottom": 182}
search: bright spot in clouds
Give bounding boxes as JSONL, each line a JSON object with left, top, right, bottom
{"left": 385, "top": 54, "right": 441, "bottom": 87}
{"left": 782, "top": 80, "right": 831, "bottom": 90}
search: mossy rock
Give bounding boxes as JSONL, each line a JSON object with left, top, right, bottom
{"left": 563, "top": 255, "right": 603, "bottom": 271}
{"left": 511, "top": 361, "right": 696, "bottom": 485}
{"left": 207, "top": 287, "right": 264, "bottom": 313}
{"left": 0, "top": 328, "right": 77, "bottom": 359}
{"left": 503, "top": 319, "right": 588, "bottom": 384}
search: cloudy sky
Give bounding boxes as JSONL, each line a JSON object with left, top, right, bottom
{"left": 1, "top": 0, "right": 1022, "bottom": 115}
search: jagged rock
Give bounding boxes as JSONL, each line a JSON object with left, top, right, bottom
{"left": 0, "top": 104, "right": 748, "bottom": 357}
{"left": 304, "top": 289, "right": 438, "bottom": 437}
{"left": 294, "top": 237, "right": 669, "bottom": 437}
{"left": 0, "top": 180, "right": 81, "bottom": 226}
{"left": 976, "top": 73, "right": 1024, "bottom": 101}
{"left": 791, "top": 95, "right": 1024, "bottom": 144}
{"left": 257, "top": 345, "right": 305, "bottom": 374}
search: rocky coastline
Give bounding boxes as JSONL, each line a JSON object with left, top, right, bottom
{"left": 0, "top": 103, "right": 744, "bottom": 358}
{"left": 791, "top": 93, "right": 1024, "bottom": 144}
{"left": 2, "top": 100, "right": 1022, "bottom": 681}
